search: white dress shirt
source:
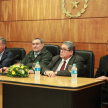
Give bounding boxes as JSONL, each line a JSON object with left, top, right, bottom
{"left": 44, "top": 56, "right": 72, "bottom": 75}
{"left": 34, "top": 51, "right": 40, "bottom": 58}
{"left": 0, "top": 50, "right": 5, "bottom": 61}
{"left": 56, "top": 56, "right": 72, "bottom": 72}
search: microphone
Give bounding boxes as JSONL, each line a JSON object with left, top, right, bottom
{"left": 2, "top": 55, "right": 19, "bottom": 73}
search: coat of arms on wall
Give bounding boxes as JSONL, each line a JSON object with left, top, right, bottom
{"left": 62, "top": 0, "right": 88, "bottom": 18}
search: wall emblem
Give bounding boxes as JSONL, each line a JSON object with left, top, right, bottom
{"left": 62, "top": 0, "right": 88, "bottom": 18}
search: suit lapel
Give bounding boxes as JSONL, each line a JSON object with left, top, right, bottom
{"left": 52, "top": 58, "right": 62, "bottom": 71}
{"left": 52, "top": 55, "right": 76, "bottom": 71}
{"left": 1, "top": 51, "right": 7, "bottom": 61}
{"left": 28, "top": 51, "right": 35, "bottom": 61}
{"left": 65, "top": 55, "right": 76, "bottom": 70}
{"left": 105, "top": 56, "right": 108, "bottom": 76}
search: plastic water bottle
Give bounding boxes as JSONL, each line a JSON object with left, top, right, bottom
{"left": 35, "top": 61, "right": 40, "bottom": 79}
{"left": 71, "top": 64, "right": 77, "bottom": 83}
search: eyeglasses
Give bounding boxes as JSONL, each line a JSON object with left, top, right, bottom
{"left": 32, "top": 43, "right": 41, "bottom": 45}
{"left": 60, "top": 48, "right": 70, "bottom": 52}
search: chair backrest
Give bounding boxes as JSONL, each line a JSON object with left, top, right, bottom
{"left": 44, "top": 44, "right": 60, "bottom": 57}
{"left": 7, "top": 48, "right": 26, "bottom": 64}
{"left": 75, "top": 50, "right": 94, "bottom": 78}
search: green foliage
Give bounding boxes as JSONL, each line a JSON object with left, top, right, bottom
{"left": 7, "top": 64, "right": 29, "bottom": 77}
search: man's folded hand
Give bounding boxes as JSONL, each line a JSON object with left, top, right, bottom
{"left": 45, "top": 71, "right": 56, "bottom": 77}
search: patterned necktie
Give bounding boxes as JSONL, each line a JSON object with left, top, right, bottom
{"left": 60, "top": 61, "right": 66, "bottom": 71}
{"left": 35, "top": 54, "right": 37, "bottom": 58}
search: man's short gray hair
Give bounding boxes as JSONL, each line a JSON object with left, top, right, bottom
{"left": 0, "top": 36, "right": 6, "bottom": 45}
{"left": 33, "top": 38, "right": 43, "bottom": 43}
{"left": 63, "top": 41, "right": 75, "bottom": 55}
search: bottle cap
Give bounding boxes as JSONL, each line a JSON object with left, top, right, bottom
{"left": 36, "top": 61, "right": 39, "bottom": 64}
{"left": 73, "top": 64, "right": 76, "bottom": 66}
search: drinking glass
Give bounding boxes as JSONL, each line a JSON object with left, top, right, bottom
{"left": 32, "top": 63, "right": 36, "bottom": 70}
{"left": 68, "top": 65, "right": 73, "bottom": 73}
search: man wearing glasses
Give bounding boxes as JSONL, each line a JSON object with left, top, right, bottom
{"left": 41, "top": 41, "right": 84, "bottom": 77}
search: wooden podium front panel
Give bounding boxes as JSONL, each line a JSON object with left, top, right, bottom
{"left": 0, "top": 75, "right": 104, "bottom": 108}
{"left": 3, "top": 84, "right": 72, "bottom": 108}
{"left": 3, "top": 83, "right": 102, "bottom": 108}
{"left": 0, "top": 83, "right": 2, "bottom": 108}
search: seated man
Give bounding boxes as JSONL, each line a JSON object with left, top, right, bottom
{"left": 95, "top": 53, "right": 108, "bottom": 104}
{"left": 41, "top": 41, "right": 84, "bottom": 77}
{"left": 1, "top": 38, "right": 52, "bottom": 74}
{"left": 97, "top": 77, "right": 108, "bottom": 108}
{"left": 0, "top": 36, "right": 13, "bottom": 69}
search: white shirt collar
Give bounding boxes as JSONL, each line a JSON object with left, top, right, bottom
{"left": 0, "top": 49, "right": 5, "bottom": 60}
{"left": 61, "top": 56, "right": 72, "bottom": 63}
{"left": 34, "top": 51, "right": 41, "bottom": 58}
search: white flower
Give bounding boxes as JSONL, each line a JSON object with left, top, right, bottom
{"left": 21, "top": 70, "right": 25, "bottom": 74}
{"left": 15, "top": 65, "right": 20, "bottom": 67}
{"left": 19, "top": 70, "right": 25, "bottom": 74}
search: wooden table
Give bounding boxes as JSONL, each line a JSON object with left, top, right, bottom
{"left": 0, "top": 74, "right": 105, "bottom": 108}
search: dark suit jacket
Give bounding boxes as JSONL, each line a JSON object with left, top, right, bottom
{"left": 20, "top": 47, "right": 52, "bottom": 69}
{"left": 41, "top": 54, "right": 84, "bottom": 76}
{"left": 0, "top": 47, "right": 13, "bottom": 68}
{"left": 95, "top": 55, "right": 108, "bottom": 101}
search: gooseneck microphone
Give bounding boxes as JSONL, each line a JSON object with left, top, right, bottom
{"left": 2, "top": 55, "right": 19, "bottom": 72}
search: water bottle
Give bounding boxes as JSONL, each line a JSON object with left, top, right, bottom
{"left": 35, "top": 61, "right": 40, "bottom": 79}
{"left": 71, "top": 64, "right": 77, "bottom": 83}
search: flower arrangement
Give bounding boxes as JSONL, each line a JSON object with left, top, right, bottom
{"left": 7, "top": 64, "right": 29, "bottom": 77}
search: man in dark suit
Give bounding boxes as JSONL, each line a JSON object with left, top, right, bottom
{"left": 0, "top": 36, "right": 13, "bottom": 69}
{"left": 41, "top": 41, "right": 84, "bottom": 77}
{"left": 19, "top": 38, "right": 52, "bottom": 70}
{"left": 95, "top": 54, "right": 108, "bottom": 105}
{"left": 0, "top": 38, "right": 52, "bottom": 74}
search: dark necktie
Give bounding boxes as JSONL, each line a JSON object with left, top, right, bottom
{"left": 60, "top": 61, "right": 66, "bottom": 71}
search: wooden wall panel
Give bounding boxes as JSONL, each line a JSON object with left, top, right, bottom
{"left": 6, "top": 41, "right": 11, "bottom": 47}
{"left": 74, "top": 18, "right": 108, "bottom": 43}
{"left": 16, "top": 0, "right": 28, "bottom": 20}
{"left": 0, "top": 22, "right": 10, "bottom": 41}
{"left": 0, "top": 18, "right": 107, "bottom": 43}
{"left": 9, "top": 20, "right": 73, "bottom": 42}
{"left": 94, "top": 68, "right": 97, "bottom": 77}
{"left": 89, "top": 44, "right": 107, "bottom": 68}
{"left": 9, "top": 42, "right": 32, "bottom": 54}
{"left": 0, "top": 1, "right": 1, "bottom": 20}
{"left": 0, "top": 0, "right": 108, "bottom": 21}
{"left": 0, "top": 0, "right": 12, "bottom": 21}
{"left": 0, "top": 83, "right": 3, "bottom": 108}
{"left": 85, "top": 0, "right": 108, "bottom": 17}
